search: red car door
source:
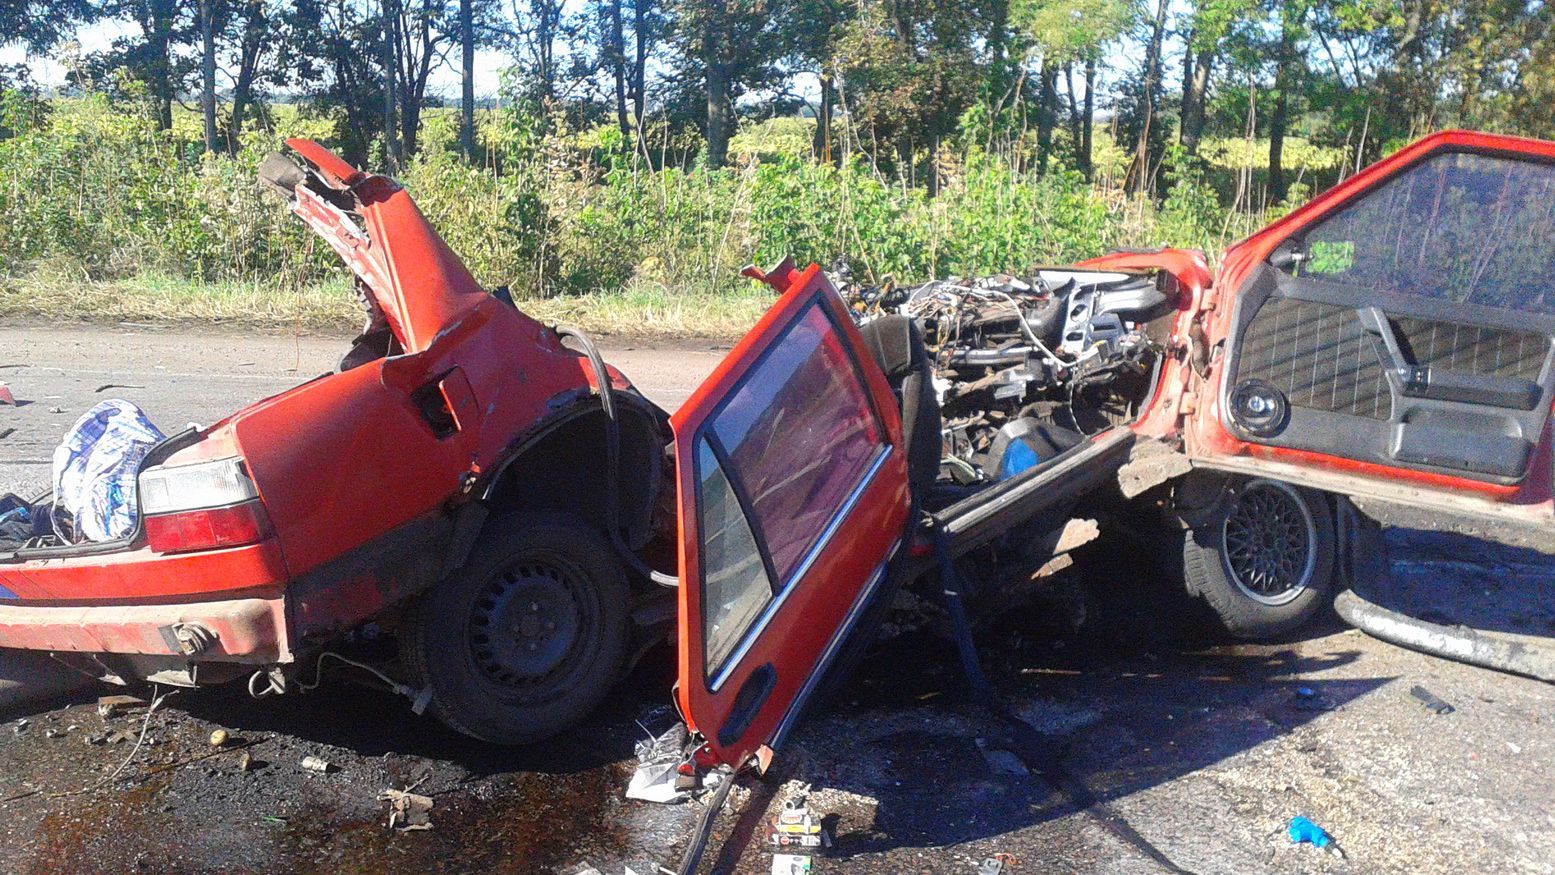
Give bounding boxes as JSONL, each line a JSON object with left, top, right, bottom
{"left": 1190, "top": 130, "right": 1555, "bottom": 529}
{"left": 670, "top": 263, "right": 911, "bottom": 768}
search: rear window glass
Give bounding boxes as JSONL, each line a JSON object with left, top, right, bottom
{"left": 695, "top": 297, "right": 886, "bottom": 681}
{"left": 1297, "top": 150, "right": 1555, "bottom": 315}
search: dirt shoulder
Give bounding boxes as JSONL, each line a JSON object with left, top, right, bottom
{"left": 0, "top": 276, "right": 762, "bottom": 341}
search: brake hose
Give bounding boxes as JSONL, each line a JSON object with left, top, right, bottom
{"left": 554, "top": 325, "right": 678, "bottom": 588}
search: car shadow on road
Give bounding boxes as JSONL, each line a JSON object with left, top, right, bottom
{"left": 172, "top": 639, "right": 682, "bottom": 780}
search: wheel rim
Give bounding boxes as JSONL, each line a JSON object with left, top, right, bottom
{"left": 466, "top": 552, "right": 601, "bottom": 704}
{"left": 1220, "top": 479, "right": 1318, "bottom": 606}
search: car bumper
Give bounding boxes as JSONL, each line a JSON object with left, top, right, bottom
{"left": 0, "top": 595, "right": 291, "bottom": 664}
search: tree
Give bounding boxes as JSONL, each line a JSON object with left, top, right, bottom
{"left": 90, "top": 0, "right": 196, "bottom": 131}
{"left": 1178, "top": 0, "right": 1256, "bottom": 158}
{"left": 199, "top": 0, "right": 218, "bottom": 150}
{"left": 665, "top": 0, "right": 793, "bottom": 169}
{"left": 833, "top": 0, "right": 989, "bottom": 189}
{"left": 1012, "top": 0, "right": 1132, "bottom": 176}
{"left": 1267, "top": 0, "right": 1308, "bottom": 201}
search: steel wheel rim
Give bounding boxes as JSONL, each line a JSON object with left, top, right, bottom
{"left": 1220, "top": 479, "right": 1318, "bottom": 606}
{"left": 466, "top": 552, "right": 601, "bottom": 705}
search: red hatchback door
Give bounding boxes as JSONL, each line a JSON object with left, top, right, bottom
{"left": 671, "top": 263, "right": 911, "bottom": 768}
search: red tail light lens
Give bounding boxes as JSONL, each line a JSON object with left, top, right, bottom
{"left": 144, "top": 500, "right": 272, "bottom": 554}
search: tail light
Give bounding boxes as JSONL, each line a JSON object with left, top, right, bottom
{"left": 139, "top": 458, "right": 272, "bottom": 554}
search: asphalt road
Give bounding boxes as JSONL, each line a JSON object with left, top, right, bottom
{"left": 2, "top": 322, "right": 1554, "bottom": 875}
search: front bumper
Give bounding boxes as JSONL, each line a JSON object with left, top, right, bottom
{"left": 0, "top": 595, "right": 291, "bottom": 664}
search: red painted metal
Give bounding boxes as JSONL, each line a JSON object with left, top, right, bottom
{"left": 1191, "top": 130, "right": 1555, "bottom": 508}
{"left": 672, "top": 264, "right": 910, "bottom": 768}
{"left": 1075, "top": 248, "right": 1214, "bottom": 441}
{"left": 0, "top": 595, "right": 288, "bottom": 662}
{"left": 0, "top": 142, "right": 624, "bottom": 668}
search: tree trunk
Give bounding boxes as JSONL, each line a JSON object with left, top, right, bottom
{"left": 1180, "top": 45, "right": 1213, "bottom": 156}
{"left": 608, "top": 0, "right": 630, "bottom": 150}
{"left": 382, "top": 0, "right": 400, "bottom": 171}
{"left": 229, "top": 2, "right": 267, "bottom": 152}
{"left": 812, "top": 72, "right": 835, "bottom": 165}
{"left": 631, "top": 0, "right": 648, "bottom": 133}
{"left": 460, "top": 0, "right": 476, "bottom": 162}
{"left": 1064, "top": 62, "right": 1082, "bottom": 157}
{"left": 1081, "top": 57, "right": 1095, "bottom": 181}
{"left": 1269, "top": 1, "right": 1299, "bottom": 201}
{"left": 927, "top": 134, "right": 940, "bottom": 197}
{"left": 706, "top": 60, "right": 731, "bottom": 170}
{"left": 1133, "top": 0, "right": 1169, "bottom": 195}
{"left": 1036, "top": 61, "right": 1056, "bottom": 175}
{"left": 199, "top": 0, "right": 217, "bottom": 152}
{"left": 150, "top": 0, "right": 174, "bottom": 131}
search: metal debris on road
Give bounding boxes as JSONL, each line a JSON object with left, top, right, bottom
{"left": 1289, "top": 815, "right": 1346, "bottom": 859}
{"left": 300, "top": 755, "right": 333, "bottom": 774}
{"left": 97, "top": 694, "right": 146, "bottom": 719}
{"left": 1410, "top": 685, "right": 1456, "bottom": 715}
{"left": 380, "top": 787, "right": 435, "bottom": 831}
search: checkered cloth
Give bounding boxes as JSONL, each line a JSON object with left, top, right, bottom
{"left": 51, "top": 400, "right": 165, "bottom": 543}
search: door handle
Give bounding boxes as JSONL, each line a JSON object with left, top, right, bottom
{"left": 718, "top": 663, "right": 776, "bottom": 748}
{"left": 1357, "top": 307, "right": 1541, "bottom": 409}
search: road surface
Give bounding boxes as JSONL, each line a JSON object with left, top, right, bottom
{"left": 1, "top": 323, "right": 1553, "bottom": 875}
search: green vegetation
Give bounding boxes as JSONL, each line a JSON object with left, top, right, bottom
{"left": 0, "top": 99, "right": 1279, "bottom": 334}
{"left": 5, "top": 0, "right": 1553, "bottom": 334}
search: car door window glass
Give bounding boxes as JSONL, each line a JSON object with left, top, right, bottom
{"left": 696, "top": 437, "right": 775, "bottom": 675}
{"left": 709, "top": 302, "right": 883, "bottom": 584}
{"left": 694, "top": 298, "right": 888, "bottom": 681}
{"left": 1297, "top": 150, "right": 1555, "bottom": 315}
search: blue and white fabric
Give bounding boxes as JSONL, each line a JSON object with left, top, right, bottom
{"left": 51, "top": 400, "right": 165, "bottom": 543}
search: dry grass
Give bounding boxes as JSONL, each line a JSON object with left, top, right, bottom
{"left": 0, "top": 273, "right": 769, "bottom": 339}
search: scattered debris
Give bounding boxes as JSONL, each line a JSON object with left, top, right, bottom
{"left": 976, "top": 856, "right": 1017, "bottom": 875}
{"left": 43, "top": 727, "right": 65, "bottom": 739}
{"left": 1293, "top": 686, "right": 1333, "bottom": 712}
{"left": 380, "top": 787, "right": 435, "bottom": 831}
{"left": 0, "top": 383, "right": 13, "bottom": 406}
{"left": 1289, "top": 815, "right": 1346, "bottom": 859}
{"left": 1410, "top": 685, "right": 1455, "bottom": 715}
{"left": 93, "top": 384, "right": 145, "bottom": 393}
{"left": 626, "top": 712, "right": 692, "bottom": 804}
{"left": 209, "top": 729, "right": 230, "bottom": 748}
{"left": 300, "top": 755, "right": 333, "bottom": 774}
{"left": 771, "top": 854, "right": 813, "bottom": 874}
{"left": 769, "top": 793, "right": 831, "bottom": 852}
{"left": 97, "top": 694, "right": 146, "bottom": 719}
{"left": 12, "top": 719, "right": 28, "bottom": 734}
{"left": 237, "top": 751, "right": 254, "bottom": 772}
{"left": 0, "top": 428, "right": 13, "bottom": 440}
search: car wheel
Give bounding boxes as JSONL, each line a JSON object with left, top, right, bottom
{"left": 402, "top": 512, "right": 628, "bottom": 745}
{"left": 1181, "top": 478, "right": 1335, "bottom": 640}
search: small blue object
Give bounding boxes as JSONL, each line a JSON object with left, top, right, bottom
{"left": 1289, "top": 816, "right": 1332, "bottom": 848}
{"left": 1296, "top": 686, "right": 1316, "bottom": 698}
{"left": 998, "top": 440, "right": 1041, "bottom": 480}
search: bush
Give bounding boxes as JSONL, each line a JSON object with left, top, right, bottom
{"left": 0, "top": 97, "right": 1255, "bottom": 313}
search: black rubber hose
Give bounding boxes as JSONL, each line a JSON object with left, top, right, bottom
{"left": 554, "top": 325, "right": 678, "bottom": 588}
{"left": 1334, "top": 588, "right": 1555, "bottom": 684}
{"left": 675, "top": 766, "right": 738, "bottom": 875}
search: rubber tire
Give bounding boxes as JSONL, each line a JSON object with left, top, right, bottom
{"left": 402, "top": 512, "right": 629, "bottom": 745}
{"left": 1181, "top": 479, "right": 1336, "bottom": 641}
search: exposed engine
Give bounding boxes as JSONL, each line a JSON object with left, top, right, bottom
{"left": 836, "top": 264, "right": 1176, "bottom": 485}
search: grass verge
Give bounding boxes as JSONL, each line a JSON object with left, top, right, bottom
{"left": 0, "top": 273, "right": 770, "bottom": 339}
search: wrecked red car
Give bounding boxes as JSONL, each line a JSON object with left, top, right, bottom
{"left": 4, "top": 131, "right": 1555, "bottom": 768}
{"left": 0, "top": 140, "right": 677, "bottom": 745}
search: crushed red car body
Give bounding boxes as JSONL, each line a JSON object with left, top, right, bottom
{"left": 4, "top": 131, "right": 1555, "bottom": 761}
